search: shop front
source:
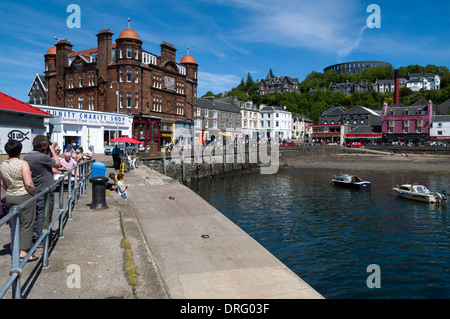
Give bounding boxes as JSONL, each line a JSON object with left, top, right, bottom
{"left": 36, "top": 105, "right": 133, "bottom": 153}
{"left": 174, "top": 120, "right": 194, "bottom": 150}
{"left": 132, "top": 116, "right": 161, "bottom": 152}
{"left": 310, "top": 124, "right": 349, "bottom": 145}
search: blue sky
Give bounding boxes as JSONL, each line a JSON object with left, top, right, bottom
{"left": 1, "top": 0, "right": 450, "bottom": 102}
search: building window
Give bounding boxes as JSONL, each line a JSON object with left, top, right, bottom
{"left": 120, "top": 92, "right": 123, "bottom": 108}
{"left": 127, "top": 68, "right": 132, "bottom": 82}
{"left": 78, "top": 96, "right": 84, "bottom": 109}
{"left": 126, "top": 92, "right": 132, "bottom": 108}
{"left": 205, "top": 109, "right": 209, "bottom": 117}
{"left": 196, "top": 108, "right": 201, "bottom": 117}
{"left": 135, "top": 69, "right": 139, "bottom": 83}
{"left": 120, "top": 68, "right": 123, "bottom": 82}
{"left": 78, "top": 74, "right": 83, "bottom": 87}
{"left": 88, "top": 73, "right": 95, "bottom": 86}
{"left": 196, "top": 119, "right": 201, "bottom": 127}
{"left": 127, "top": 46, "right": 132, "bottom": 59}
{"left": 88, "top": 95, "right": 94, "bottom": 110}
{"left": 135, "top": 48, "right": 139, "bottom": 60}
{"left": 68, "top": 75, "right": 74, "bottom": 89}
{"left": 68, "top": 96, "right": 74, "bottom": 108}
{"left": 135, "top": 93, "right": 139, "bottom": 109}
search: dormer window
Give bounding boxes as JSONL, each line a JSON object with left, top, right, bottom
{"left": 418, "top": 108, "right": 423, "bottom": 115}
{"left": 90, "top": 52, "right": 97, "bottom": 63}
{"left": 404, "top": 109, "right": 409, "bottom": 115}
{"left": 389, "top": 110, "right": 394, "bottom": 116}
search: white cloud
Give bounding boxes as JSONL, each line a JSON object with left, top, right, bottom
{"left": 218, "top": 0, "right": 367, "bottom": 60}
{"left": 198, "top": 71, "right": 241, "bottom": 95}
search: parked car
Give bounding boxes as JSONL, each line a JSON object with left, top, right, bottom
{"left": 351, "top": 142, "right": 363, "bottom": 148}
{"left": 104, "top": 142, "right": 137, "bottom": 155}
{"left": 283, "top": 142, "right": 296, "bottom": 147}
{"left": 430, "top": 141, "right": 447, "bottom": 147}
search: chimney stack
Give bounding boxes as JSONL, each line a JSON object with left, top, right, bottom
{"left": 394, "top": 69, "right": 400, "bottom": 106}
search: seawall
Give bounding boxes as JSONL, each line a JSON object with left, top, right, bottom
{"left": 138, "top": 147, "right": 369, "bottom": 182}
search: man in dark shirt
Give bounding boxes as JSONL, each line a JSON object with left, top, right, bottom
{"left": 24, "top": 135, "right": 61, "bottom": 243}
{"left": 112, "top": 144, "right": 122, "bottom": 170}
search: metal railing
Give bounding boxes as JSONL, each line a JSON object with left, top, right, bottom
{"left": 0, "top": 159, "right": 94, "bottom": 299}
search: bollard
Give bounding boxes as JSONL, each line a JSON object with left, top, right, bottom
{"left": 89, "top": 176, "right": 109, "bottom": 210}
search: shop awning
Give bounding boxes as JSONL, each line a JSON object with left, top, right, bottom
{"left": 109, "top": 136, "right": 143, "bottom": 144}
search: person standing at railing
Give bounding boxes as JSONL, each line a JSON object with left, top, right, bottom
{"left": 24, "top": 135, "right": 62, "bottom": 245}
{"left": 59, "top": 152, "right": 78, "bottom": 180}
{"left": 0, "top": 139, "right": 38, "bottom": 262}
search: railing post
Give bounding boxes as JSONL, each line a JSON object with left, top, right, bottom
{"left": 42, "top": 191, "right": 51, "bottom": 269}
{"left": 163, "top": 152, "right": 167, "bottom": 175}
{"left": 58, "top": 178, "right": 65, "bottom": 239}
{"left": 68, "top": 168, "right": 73, "bottom": 220}
{"left": 9, "top": 209, "right": 22, "bottom": 299}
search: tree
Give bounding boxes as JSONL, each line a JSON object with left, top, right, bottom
{"left": 245, "top": 72, "right": 255, "bottom": 91}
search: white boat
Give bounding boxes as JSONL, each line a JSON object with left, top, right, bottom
{"left": 393, "top": 184, "right": 447, "bottom": 203}
{"left": 332, "top": 174, "right": 371, "bottom": 190}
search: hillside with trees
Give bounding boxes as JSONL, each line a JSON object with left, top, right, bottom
{"left": 202, "top": 65, "right": 450, "bottom": 123}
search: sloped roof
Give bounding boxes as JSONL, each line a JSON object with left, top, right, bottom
{"left": 432, "top": 115, "right": 450, "bottom": 122}
{"left": 0, "top": 91, "right": 52, "bottom": 117}
{"left": 437, "top": 99, "right": 450, "bottom": 115}
{"left": 347, "top": 125, "right": 381, "bottom": 135}
{"left": 385, "top": 104, "right": 431, "bottom": 116}
{"left": 321, "top": 106, "right": 346, "bottom": 116}
{"left": 345, "top": 105, "right": 380, "bottom": 116}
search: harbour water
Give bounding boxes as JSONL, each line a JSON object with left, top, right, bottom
{"left": 187, "top": 168, "right": 450, "bottom": 299}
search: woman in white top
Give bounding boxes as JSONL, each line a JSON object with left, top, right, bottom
{"left": 0, "top": 140, "right": 38, "bottom": 262}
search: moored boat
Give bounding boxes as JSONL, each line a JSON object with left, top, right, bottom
{"left": 332, "top": 174, "right": 371, "bottom": 190}
{"left": 393, "top": 184, "right": 447, "bottom": 203}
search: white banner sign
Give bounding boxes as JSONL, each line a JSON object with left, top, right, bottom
{"left": 0, "top": 126, "right": 46, "bottom": 153}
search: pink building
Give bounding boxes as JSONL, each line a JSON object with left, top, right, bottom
{"left": 381, "top": 100, "right": 433, "bottom": 145}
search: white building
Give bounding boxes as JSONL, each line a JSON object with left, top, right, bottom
{"left": 430, "top": 115, "right": 450, "bottom": 142}
{"left": 292, "top": 115, "right": 313, "bottom": 141}
{"left": 237, "top": 100, "right": 260, "bottom": 140}
{"left": 406, "top": 73, "right": 441, "bottom": 91}
{"left": 34, "top": 105, "right": 133, "bottom": 153}
{"left": 259, "top": 105, "right": 292, "bottom": 141}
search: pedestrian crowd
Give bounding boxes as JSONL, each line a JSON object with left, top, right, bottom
{"left": 0, "top": 136, "right": 132, "bottom": 265}
{"left": 0, "top": 135, "right": 95, "bottom": 263}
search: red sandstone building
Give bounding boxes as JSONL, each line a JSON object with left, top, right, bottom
{"left": 44, "top": 27, "right": 198, "bottom": 150}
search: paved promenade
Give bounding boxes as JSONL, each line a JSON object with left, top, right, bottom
{"left": 0, "top": 154, "right": 323, "bottom": 299}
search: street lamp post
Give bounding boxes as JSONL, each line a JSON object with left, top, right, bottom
{"left": 110, "top": 81, "right": 120, "bottom": 139}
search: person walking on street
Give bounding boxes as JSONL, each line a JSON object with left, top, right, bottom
{"left": 0, "top": 140, "right": 38, "bottom": 262}
{"left": 24, "top": 135, "right": 61, "bottom": 245}
{"left": 112, "top": 144, "right": 121, "bottom": 170}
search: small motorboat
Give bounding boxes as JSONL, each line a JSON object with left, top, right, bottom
{"left": 332, "top": 174, "right": 371, "bottom": 190}
{"left": 393, "top": 184, "right": 447, "bottom": 203}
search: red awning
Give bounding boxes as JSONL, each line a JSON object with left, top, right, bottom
{"left": 109, "top": 136, "right": 143, "bottom": 144}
